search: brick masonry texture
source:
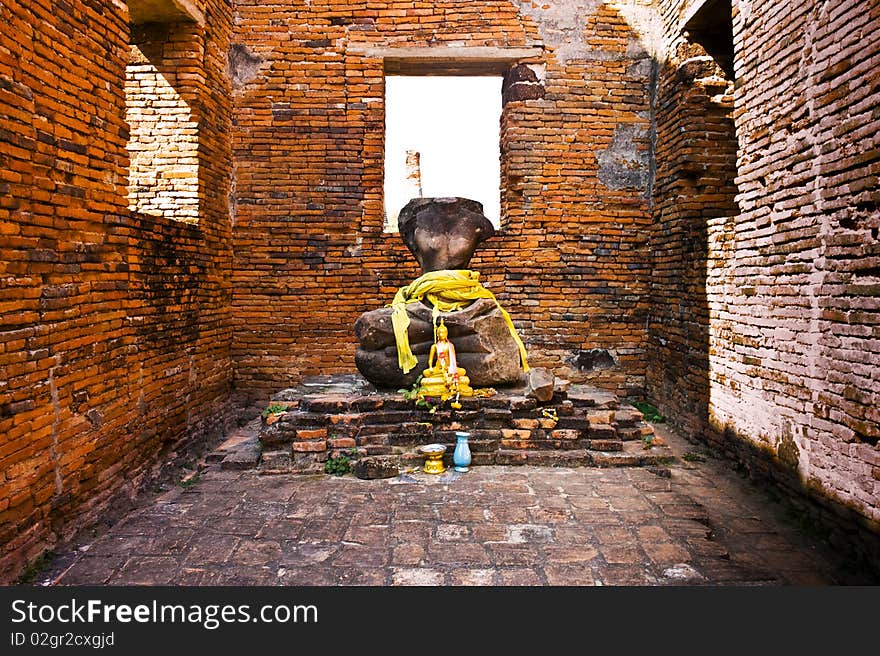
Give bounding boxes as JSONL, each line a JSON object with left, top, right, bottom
{"left": 648, "top": 0, "right": 880, "bottom": 536}
{"left": 707, "top": 0, "right": 880, "bottom": 528}
{"left": 255, "top": 377, "right": 667, "bottom": 472}
{"left": 229, "top": 0, "right": 656, "bottom": 401}
{"left": 2, "top": 0, "right": 879, "bottom": 583}
{"left": 647, "top": 3, "right": 738, "bottom": 443}
{"left": 0, "top": 0, "right": 235, "bottom": 582}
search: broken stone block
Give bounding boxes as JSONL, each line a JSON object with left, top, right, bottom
{"left": 502, "top": 64, "right": 546, "bottom": 104}
{"left": 220, "top": 442, "right": 261, "bottom": 470}
{"left": 526, "top": 367, "right": 555, "bottom": 402}
{"left": 292, "top": 441, "right": 326, "bottom": 452}
{"left": 587, "top": 410, "right": 616, "bottom": 425}
{"left": 354, "top": 455, "right": 400, "bottom": 480}
{"left": 550, "top": 429, "right": 580, "bottom": 441}
{"left": 260, "top": 449, "right": 290, "bottom": 469}
{"left": 567, "top": 385, "right": 619, "bottom": 408}
{"left": 509, "top": 396, "right": 537, "bottom": 411}
{"left": 589, "top": 439, "right": 624, "bottom": 452}
{"left": 571, "top": 348, "right": 616, "bottom": 371}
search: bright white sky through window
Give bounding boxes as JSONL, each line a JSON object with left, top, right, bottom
{"left": 384, "top": 75, "right": 502, "bottom": 231}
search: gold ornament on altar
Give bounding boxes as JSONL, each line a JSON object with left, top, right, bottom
{"left": 419, "top": 444, "right": 447, "bottom": 474}
{"left": 416, "top": 319, "right": 494, "bottom": 409}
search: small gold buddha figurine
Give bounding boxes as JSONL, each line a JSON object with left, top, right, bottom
{"left": 417, "top": 319, "right": 476, "bottom": 405}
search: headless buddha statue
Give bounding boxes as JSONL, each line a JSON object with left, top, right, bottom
{"left": 417, "top": 319, "right": 478, "bottom": 405}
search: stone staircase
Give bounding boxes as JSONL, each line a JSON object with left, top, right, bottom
{"left": 247, "top": 375, "right": 673, "bottom": 475}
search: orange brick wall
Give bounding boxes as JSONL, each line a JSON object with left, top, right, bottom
{"left": 0, "top": 0, "right": 235, "bottom": 583}
{"left": 230, "top": 0, "right": 657, "bottom": 401}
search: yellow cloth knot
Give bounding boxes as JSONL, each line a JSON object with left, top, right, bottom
{"left": 389, "top": 269, "right": 530, "bottom": 375}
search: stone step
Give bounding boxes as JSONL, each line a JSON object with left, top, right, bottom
{"left": 591, "top": 440, "right": 674, "bottom": 467}
{"left": 500, "top": 439, "right": 590, "bottom": 450}
{"left": 588, "top": 439, "right": 623, "bottom": 452}
{"left": 616, "top": 425, "right": 655, "bottom": 441}
{"left": 588, "top": 423, "right": 616, "bottom": 439}
{"left": 256, "top": 375, "right": 673, "bottom": 474}
{"left": 495, "top": 450, "right": 594, "bottom": 466}
{"left": 565, "top": 385, "right": 619, "bottom": 409}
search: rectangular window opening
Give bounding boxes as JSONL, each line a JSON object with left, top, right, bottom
{"left": 125, "top": 25, "right": 200, "bottom": 224}
{"left": 383, "top": 75, "right": 502, "bottom": 232}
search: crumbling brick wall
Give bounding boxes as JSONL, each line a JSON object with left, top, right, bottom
{"left": 229, "top": 0, "right": 657, "bottom": 401}
{"left": 0, "top": 0, "right": 235, "bottom": 583}
{"left": 650, "top": 0, "right": 880, "bottom": 544}
{"left": 709, "top": 0, "right": 880, "bottom": 534}
{"left": 647, "top": 1, "right": 738, "bottom": 439}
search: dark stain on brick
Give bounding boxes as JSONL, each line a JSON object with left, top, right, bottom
{"left": 571, "top": 349, "right": 617, "bottom": 371}
{"left": 228, "top": 43, "right": 262, "bottom": 88}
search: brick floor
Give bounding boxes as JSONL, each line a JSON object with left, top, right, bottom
{"left": 40, "top": 424, "right": 879, "bottom": 586}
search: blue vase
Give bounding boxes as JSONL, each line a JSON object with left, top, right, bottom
{"left": 453, "top": 431, "right": 472, "bottom": 473}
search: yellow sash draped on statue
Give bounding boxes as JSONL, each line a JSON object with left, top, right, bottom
{"left": 390, "top": 269, "right": 530, "bottom": 375}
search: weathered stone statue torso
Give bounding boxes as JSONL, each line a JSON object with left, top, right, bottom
{"left": 398, "top": 197, "right": 495, "bottom": 273}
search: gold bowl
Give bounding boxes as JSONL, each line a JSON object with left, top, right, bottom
{"left": 419, "top": 444, "right": 447, "bottom": 475}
